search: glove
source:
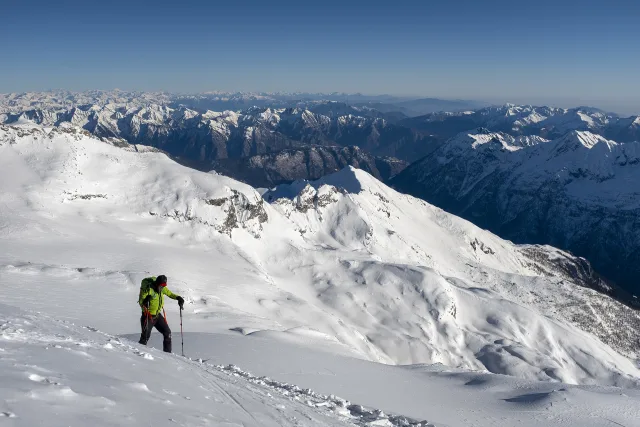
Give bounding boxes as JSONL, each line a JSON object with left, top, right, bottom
{"left": 177, "top": 296, "right": 185, "bottom": 309}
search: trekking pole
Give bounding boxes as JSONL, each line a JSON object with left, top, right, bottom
{"left": 180, "top": 307, "right": 184, "bottom": 357}
{"left": 142, "top": 314, "right": 149, "bottom": 342}
{"left": 141, "top": 300, "right": 151, "bottom": 344}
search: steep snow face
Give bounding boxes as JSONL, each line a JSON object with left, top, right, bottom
{"left": 391, "top": 128, "right": 640, "bottom": 296}
{"left": 1, "top": 123, "right": 639, "bottom": 389}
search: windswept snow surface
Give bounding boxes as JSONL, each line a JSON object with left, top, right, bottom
{"left": 139, "top": 331, "right": 640, "bottom": 427}
{"left": 0, "top": 304, "right": 390, "bottom": 427}
{"left": 1, "top": 123, "right": 639, "bottom": 426}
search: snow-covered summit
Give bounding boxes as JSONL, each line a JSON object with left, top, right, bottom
{"left": 444, "top": 128, "right": 550, "bottom": 152}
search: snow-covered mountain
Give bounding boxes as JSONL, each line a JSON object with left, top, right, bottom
{"left": 0, "top": 89, "right": 173, "bottom": 112}
{"left": 5, "top": 305, "right": 639, "bottom": 427}
{"left": 1, "top": 122, "right": 638, "bottom": 384}
{"left": 391, "top": 128, "right": 640, "bottom": 298}
{"left": 401, "top": 104, "right": 640, "bottom": 142}
{"left": 6, "top": 93, "right": 637, "bottom": 195}
{"left": 0, "top": 90, "right": 462, "bottom": 117}
{"left": 0, "top": 101, "right": 435, "bottom": 188}
{"left": 2, "top": 121, "right": 640, "bottom": 426}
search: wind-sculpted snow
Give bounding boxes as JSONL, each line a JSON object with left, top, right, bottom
{"left": 0, "top": 123, "right": 639, "bottom": 392}
{"left": 264, "top": 168, "right": 640, "bottom": 385}
{"left": 391, "top": 128, "right": 640, "bottom": 296}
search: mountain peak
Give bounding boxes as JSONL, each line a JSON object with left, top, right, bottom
{"left": 448, "top": 129, "right": 521, "bottom": 152}
{"left": 555, "top": 130, "right": 613, "bottom": 151}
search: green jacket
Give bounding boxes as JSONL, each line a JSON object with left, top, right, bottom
{"left": 139, "top": 277, "right": 180, "bottom": 316}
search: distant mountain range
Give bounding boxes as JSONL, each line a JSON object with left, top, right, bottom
{"left": 0, "top": 90, "right": 481, "bottom": 118}
{"left": 0, "top": 99, "right": 439, "bottom": 179}
{"left": 400, "top": 104, "right": 640, "bottom": 142}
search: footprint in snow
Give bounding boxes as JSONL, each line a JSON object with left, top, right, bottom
{"left": 0, "top": 412, "right": 17, "bottom": 418}
{"left": 133, "top": 350, "right": 154, "bottom": 360}
{"left": 163, "top": 389, "right": 190, "bottom": 400}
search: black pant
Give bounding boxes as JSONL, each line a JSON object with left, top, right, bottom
{"left": 139, "top": 313, "right": 172, "bottom": 353}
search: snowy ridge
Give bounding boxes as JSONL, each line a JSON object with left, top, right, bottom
{"left": 441, "top": 129, "right": 632, "bottom": 189}
{"left": 2, "top": 121, "right": 640, "bottom": 425}
{"left": 266, "top": 168, "right": 640, "bottom": 368}
{"left": 402, "top": 104, "right": 640, "bottom": 142}
{"left": 1, "top": 122, "right": 638, "bottom": 389}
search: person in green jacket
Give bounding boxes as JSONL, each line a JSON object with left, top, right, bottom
{"left": 138, "top": 275, "right": 184, "bottom": 353}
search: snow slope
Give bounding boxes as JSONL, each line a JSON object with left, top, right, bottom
{"left": 1, "top": 122, "right": 640, "bottom": 425}
{"left": 1, "top": 304, "right": 421, "bottom": 427}
{"left": 140, "top": 331, "right": 640, "bottom": 427}
{"left": 8, "top": 306, "right": 639, "bottom": 427}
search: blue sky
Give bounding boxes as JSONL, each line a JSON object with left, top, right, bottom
{"left": 2, "top": 0, "right": 639, "bottom": 113}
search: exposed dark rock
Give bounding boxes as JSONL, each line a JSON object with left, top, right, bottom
{"left": 212, "top": 145, "right": 408, "bottom": 188}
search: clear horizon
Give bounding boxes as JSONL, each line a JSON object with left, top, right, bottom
{"left": 3, "top": 0, "right": 639, "bottom": 115}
